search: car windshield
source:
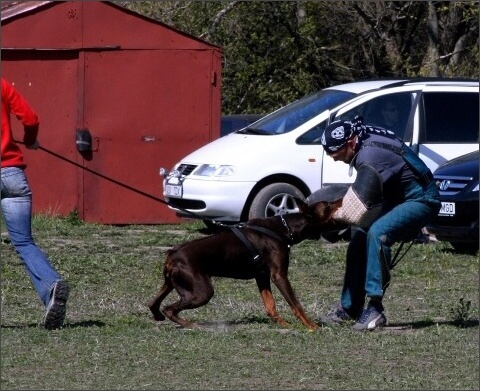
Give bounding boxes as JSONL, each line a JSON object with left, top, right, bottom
{"left": 238, "top": 89, "right": 356, "bottom": 135}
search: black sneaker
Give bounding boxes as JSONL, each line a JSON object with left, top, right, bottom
{"left": 318, "top": 304, "right": 353, "bottom": 325}
{"left": 352, "top": 304, "right": 386, "bottom": 331}
{"left": 44, "top": 280, "right": 69, "bottom": 330}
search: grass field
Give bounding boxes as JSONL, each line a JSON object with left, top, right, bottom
{"left": 1, "top": 214, "right": 478, "bottom": 390}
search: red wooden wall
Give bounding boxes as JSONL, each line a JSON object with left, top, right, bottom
{"left": 1, "top": 1, "right": 222, "bottom": 224}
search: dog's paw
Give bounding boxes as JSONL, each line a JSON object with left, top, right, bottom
{"left": 150, "top": 311, "right": 166, "bottom": 321}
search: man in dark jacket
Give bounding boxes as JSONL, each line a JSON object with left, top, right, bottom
{"left": 319, "top": 117, "right": 440, "bottom": 331}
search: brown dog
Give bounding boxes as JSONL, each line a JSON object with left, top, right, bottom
{"left": 148, "top": 198, "right": 342, "bottom": 330}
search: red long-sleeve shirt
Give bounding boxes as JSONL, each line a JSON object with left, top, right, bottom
{"left": 1, "top": 77, "right": 39, "bottom": 168}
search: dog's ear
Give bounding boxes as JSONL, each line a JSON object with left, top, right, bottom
{"left": 313, "top": 199, "right": 343, "bottom": 220}
{"left": 329, "top": 198, "right": 343, "bottom": 211}
{"left": 312, "top": 201, "right": 329, "bottom": 219}
{"left": 325, "top": 199, "right": 343, "bottom": 219}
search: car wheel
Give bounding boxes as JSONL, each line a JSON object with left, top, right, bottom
{"left": 248, "top": 183, "right": 305, "bottom": 220}
{"left": 450, "top": 241, "right": 479, "bottom": 255}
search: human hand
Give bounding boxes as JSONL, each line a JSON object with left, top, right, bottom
{"left": 25, "top": 140, "right": 40, "bottom": 150}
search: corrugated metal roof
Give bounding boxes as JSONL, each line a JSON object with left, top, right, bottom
{"left": 1, "top": 1, "right": 54, "bottom": 20}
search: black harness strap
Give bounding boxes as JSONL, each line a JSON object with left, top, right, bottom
{"left": 230, "top": 222, "right": 293, "bottom": 264}
{"left": 230, "top": 226, "right": 261, "bottom": 263}
{"left": 245, "top": 225, "right": 292, "bottom": 246}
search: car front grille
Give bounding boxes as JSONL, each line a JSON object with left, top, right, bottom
{"left": 177, "top": 164, "right": 197, "bottom": 176}
{"left": 434, "top": 174, "right": 473, "bottom": 196}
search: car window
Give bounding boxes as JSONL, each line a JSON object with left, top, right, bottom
{"left": 421, "top": 92, "right": 479, "bottom": 143}
{"left": 296, "top": 92, "right": 417, "bottom": 145}
{"left": 334, "top": 92, "right": 415, "bottom": 140}
{"left": 239, "top": 90, "right": 355, "bottom": 136}
{"left": 296, "top": 121, "right": 327, "bottom": 144}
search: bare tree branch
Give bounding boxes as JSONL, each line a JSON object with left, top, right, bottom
{"left": 200, "top": 1, "right": 239, "bottom": 40}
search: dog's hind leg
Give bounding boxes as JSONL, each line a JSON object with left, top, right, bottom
{"left": 163, "top": 273, "right": 215, "bottom": 329}
{"left": 255, "top": 274, "right": 290, "bottom": 327}
{"left": 148, "top": 282, "right": 173, "bottom": 321}
{"left": 148, "top": 255, "right": 175, "bottom": 321}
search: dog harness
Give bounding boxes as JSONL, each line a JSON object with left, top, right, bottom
{"left": 230, "top": 215, "right": 294, "bottom": 264}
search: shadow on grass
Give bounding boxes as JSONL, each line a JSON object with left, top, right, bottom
{"left": 64, "top": 320, "right": 106, "bottom": 329}
{"left": 4, "top": 318, "right": 476, "bottom": 331}
{"left": 168, "top": 315, "right": 282, "bottom": 331}
{"left": 386, "top": 318, "right": 479, "bottom": 330}
{"left": 440, "top": 247, "right": 479, "bottom": 256}
{"left": 197, "top": 225, "right": 230, "bottom": 235}
{"left": 1, "top": 320, "right": 106, "bottom": 330}
{"left": 160, "top": 314, "right": 480, "bottom": 332}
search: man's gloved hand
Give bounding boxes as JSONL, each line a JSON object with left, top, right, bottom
{"left": 25, "top": 140, "right": 40, "bottom": 150}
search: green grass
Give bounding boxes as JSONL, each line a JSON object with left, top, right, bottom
{"left": 1, "top": 215, "right": 478, "bottom": 390}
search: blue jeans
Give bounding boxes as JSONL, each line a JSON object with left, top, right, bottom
{"left": 340, "top": 179, "right": 441, "bottom": 317}
{"left": 1, "top": 167, "right": 62, "bottom": 307}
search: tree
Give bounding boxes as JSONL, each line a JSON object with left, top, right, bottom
{"left": 116, "top": 1, "right": 479, "bottom": 114}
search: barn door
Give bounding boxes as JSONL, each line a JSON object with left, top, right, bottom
{"left": 81, "top": 49, "right": 215, "bottom": 223}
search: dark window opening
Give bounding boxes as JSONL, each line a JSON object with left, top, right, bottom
{"left": 422, "top": 92, "right": 479, "bottom": 143}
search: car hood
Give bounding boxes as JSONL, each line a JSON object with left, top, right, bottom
{"left": 180, "top": 133, "right": 292, "bottom": 164}
{"left": 434, "top": 150, "right": 479, "bottom": 177}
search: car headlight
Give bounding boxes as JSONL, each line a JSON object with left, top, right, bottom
{"left": 194, "top": 164, "right": 236, "bottom": 177}
{"left": 473, "top": 184, "right": 479, "bottom": 192}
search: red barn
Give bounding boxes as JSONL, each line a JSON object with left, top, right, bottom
{"left": 1, "top": 0, "right": 222, "bottom": 224}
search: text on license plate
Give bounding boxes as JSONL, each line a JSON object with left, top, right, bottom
{"left": 439, "top": 202, "right": 455, "bottom": 216}
{"left": 165, "top": 184, "right": 183, "bottom": 197}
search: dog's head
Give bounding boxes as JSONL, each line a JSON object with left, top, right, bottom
{"left": 295, "top": 197, "right": 342, "bottom": 221}
{"left": 292, "top": 197, "right": 346, "bottom": 240}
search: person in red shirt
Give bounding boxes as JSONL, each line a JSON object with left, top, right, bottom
{"left": 1, "top": 77, "right": 69, "bottom": 330}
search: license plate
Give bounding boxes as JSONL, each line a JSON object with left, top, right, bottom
{"left": 439, "top": 202, "right": 455, "bottom": 216}
{"left": 165, "top": 184, "right": 183, "bottom": 197}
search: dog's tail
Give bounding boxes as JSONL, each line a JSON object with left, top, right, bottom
{"left": 166, "top": 246, "right": 178, "bottom": 256}
{"left": 163, "top": 255, "right": 174, "bottom": 278}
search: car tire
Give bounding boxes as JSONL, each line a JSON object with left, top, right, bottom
{"left": 248, "top": 183, "right": 305, "bottom": 220}
{"left": 450, "top": 241, "right": 479, "bottom": 255}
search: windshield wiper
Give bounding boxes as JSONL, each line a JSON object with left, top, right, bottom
{"left": 238, "top": 127, "right": 272, "bottom": 135}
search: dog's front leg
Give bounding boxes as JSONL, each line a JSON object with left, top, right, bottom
{"left": 271, "top": 273, "right": 319, "bottom": 331}
{"left": 255, "top": 275, "right": 290, "bottom": 327}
